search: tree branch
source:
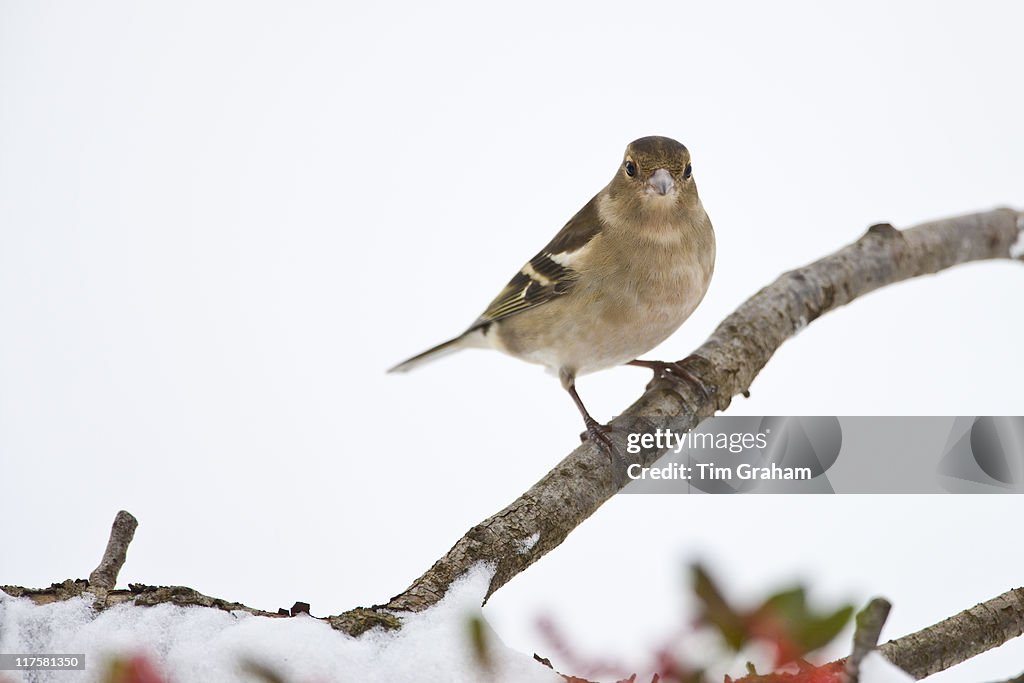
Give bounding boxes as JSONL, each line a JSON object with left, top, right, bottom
{"left": 355, "top": 208, "right": 1022, "bottom": 625}
{"left": 878, "top": 587, "right": 1024, "bottom": 680}
{"left": 88, "top": 510, "right": 138, "bottom": 593}
{"left": 846, "top": 598, "right": 892, "bottom": 682}
{"left": 2, "top": 209, "right": 1021, "bottom": 675}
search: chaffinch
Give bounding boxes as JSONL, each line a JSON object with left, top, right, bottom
{"left": 391, "top": 136, "right": 716, "bottom": 464}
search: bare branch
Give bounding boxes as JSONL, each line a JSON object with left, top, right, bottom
{"left": 0, "top": 579, "right": 289, "bottom": 619}
{"left": 878, "top": 587, "right": 1024, "bottom": 680}
{"left": 364, "top": 208, "right": 1023, "bottom": 618}
{"left": 847, "top": 598, "right": 892, "bottom": 682}
{"left": 88, "top": 510, "right": 138, "bottom": 592}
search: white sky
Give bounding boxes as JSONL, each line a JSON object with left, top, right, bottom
{"left": 1, "top": 1, "right": 1022, "bottom": 681}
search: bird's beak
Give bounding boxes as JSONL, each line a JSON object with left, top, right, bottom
{"left": 646, "top": 168, "right": 675, "bottom": 196}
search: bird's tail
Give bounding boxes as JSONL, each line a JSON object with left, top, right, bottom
{"left": 388, "top": 330, "right": 483, "bottom": 373}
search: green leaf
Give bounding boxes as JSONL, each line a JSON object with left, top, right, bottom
{"left": 691, "top": 563, "right": 748, "bottom": 650}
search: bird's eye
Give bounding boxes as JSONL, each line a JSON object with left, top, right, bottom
{"left": 683, "top": 163, "right": 692, "bottom": 179}
{"left": 624, "top": 160, "right": 637, "bottom": 177}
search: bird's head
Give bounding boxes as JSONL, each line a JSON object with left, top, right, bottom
{"left": 608, "top": 136, "right": 698, "bottom": 215}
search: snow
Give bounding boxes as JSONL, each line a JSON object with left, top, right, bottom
{"left": 860, "top": 652, "right": 915, "bottom": 683}
{"left": 1010, "top": 216, "right": 1024, "bottom": 258}
{"left": 516, "top": 532, "right": 541, "bottom": 554}
{"left": 0, "top": 565, "right": 562, "bottom": 683}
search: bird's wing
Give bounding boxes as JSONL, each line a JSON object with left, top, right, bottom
{"left": 470, "top": 194, "right": 603, "bottom": 329}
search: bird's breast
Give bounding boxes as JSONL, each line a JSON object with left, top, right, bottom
{"left": 492, "top": 217, "right": 715, "bottom": 377}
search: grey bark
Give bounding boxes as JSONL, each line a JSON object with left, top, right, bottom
{"left": 878, "top": 587, "right": 1024, "bottom": 680}
{"left": 87, "top": 510, "right": 138, "bottom": 592}
{"left": 847, "top": 598, "right": 892, "bottom": 682}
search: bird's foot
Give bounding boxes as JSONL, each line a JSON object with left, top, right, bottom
{"left": 629, "top": 356, "right": 714, "bottom": 401}
{"left": 579, "top": 418, "right": 628, "bottom": 486}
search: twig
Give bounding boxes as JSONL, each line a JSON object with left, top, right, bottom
{"left": 88, "top": 510, "right": 138, "bottom": 592}
{"left": 846, "top": 598, "right": 892, "bottom": 682}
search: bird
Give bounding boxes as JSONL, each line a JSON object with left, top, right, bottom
{"left": 389, "top": 136, "right": 715, "bottom": 467}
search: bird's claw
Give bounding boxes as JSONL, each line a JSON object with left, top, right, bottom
{"left": 632, "top": 357, "right": 714, "bottom": 401}
{"left": 580, "top": 419, "right": 628, "bottom": 486}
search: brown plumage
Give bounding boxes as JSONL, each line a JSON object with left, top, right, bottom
{"left": 390, "top": 136, "right": 716, "bottom": 468}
